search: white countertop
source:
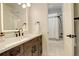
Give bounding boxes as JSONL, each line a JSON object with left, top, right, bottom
{"left": 0, "top": 33, "right": 42, "bottom": 54}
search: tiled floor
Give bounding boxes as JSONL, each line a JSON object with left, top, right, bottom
{"left": 47, "top": 39, "right": 64, "bottom": 56}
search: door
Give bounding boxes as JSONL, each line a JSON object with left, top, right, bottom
{"left": 63, "top": 3, "right": 75, "bottom": 56}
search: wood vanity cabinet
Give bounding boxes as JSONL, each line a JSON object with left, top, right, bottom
{"left": 0, "top": 35, "right": 42, "bottom": 56}
{"left": 23, "top": 35, "right": 42, "bottom": 56}
{"left": 0, "top": 51, "right": 9, "bottom": 56}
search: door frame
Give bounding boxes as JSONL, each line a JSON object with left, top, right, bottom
{"left": 47, "top": 3, "right": 74, "bottom": 56}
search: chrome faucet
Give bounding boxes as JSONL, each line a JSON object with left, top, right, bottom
{"left": 18, "top": 28, "right": 23, "bottom": 36}
{"left": 15, "top": 23, "right": 26, "bottom": 37}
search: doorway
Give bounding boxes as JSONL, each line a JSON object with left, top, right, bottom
{"left": 47, "top": 3, "right": 64, "bottom": 56}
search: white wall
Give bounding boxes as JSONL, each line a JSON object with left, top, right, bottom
{"left": 29, "top": 3, "right": 48, "bottom": 55}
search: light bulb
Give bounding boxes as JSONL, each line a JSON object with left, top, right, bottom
{"left": 27, "top": 3, "right": 31, "bottom": 7}
{"left": 18, "top": 3, "right": 21, "bottom": 5}
{"left": 22, "top": 4, "right": 26, "bottom": 8}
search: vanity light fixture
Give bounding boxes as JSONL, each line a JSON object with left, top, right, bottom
{"left": 18, "top": 3, "right": 31, "bottom": 8}
{"left": 18, "top": 3, "right": 21, "bottom": 5}
{"left": 27, "top": 3, "right": 31, "bottom": 7}
{"left": 22, "top": 4, "right": 26, "bottom": 8}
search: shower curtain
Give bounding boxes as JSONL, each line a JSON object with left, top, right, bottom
{"left": 48, "top": 15, "right": 60, "bottom": 40}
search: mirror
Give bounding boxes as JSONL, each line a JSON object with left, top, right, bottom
{"left": 2, "top": 3, "right": 27, "bottom": 32}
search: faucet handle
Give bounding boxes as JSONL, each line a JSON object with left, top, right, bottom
{"left": 15, "top": 31, "right": 19, "bottom": 37}
{"left": 0, "top": 32, "right": 5, "bottom": 37}
{"left": 22, "top": 33, "right": 24, "bottom": 36}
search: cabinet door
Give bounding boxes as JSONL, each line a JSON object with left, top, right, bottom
{"left": 0, "top": 45, "right": 23, "bottom": 56}
{"left": 23, "top": 41, "right": 32, "bottom": 56}
{"left": 31, "top": 37, "right": 39, "bottom": 56}
{"left": 9, "top": 45, "right": 23, "bottom": 56}
{"left": 31, "top": 36, "right": 42, "bottom": 56}
{"left": 32, "top": 42, "right": 39, "bottom": 56}
{"left": 0, "top": 51, "right": 9, "bottom": 56}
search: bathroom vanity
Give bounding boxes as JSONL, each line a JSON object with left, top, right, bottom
{"left": 0, "top": 3, "right": 42, "bottom": 56}
{"left": 0, "top": 34, "right": 42, "bottom": 56}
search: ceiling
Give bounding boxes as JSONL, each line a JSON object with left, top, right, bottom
{"left": 5, "top": 3, "right": 63, "bottom": 14}
{"left": 48, "top": 3, "right": 63, "bottom": 14}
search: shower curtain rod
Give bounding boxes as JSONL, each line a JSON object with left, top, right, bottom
{"left": 51, "top": 15, "right": 62, "bottom": 17}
